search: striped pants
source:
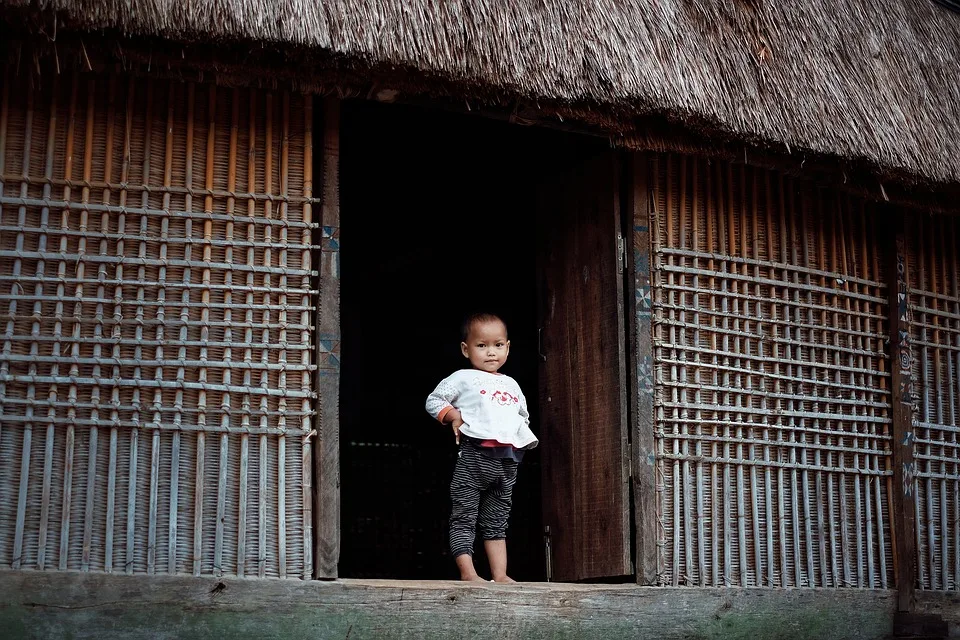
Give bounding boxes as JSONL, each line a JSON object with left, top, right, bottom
{"left": 449, "top": 440, "right": 519, "bottom": 558}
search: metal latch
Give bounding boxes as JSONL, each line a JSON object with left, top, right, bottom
{"left": 617, "top": 234, "right": 625, "bottom": 274}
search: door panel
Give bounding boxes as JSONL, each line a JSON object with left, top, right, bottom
{"left": 537, "top": 151, "right": 631, "bottom": 581}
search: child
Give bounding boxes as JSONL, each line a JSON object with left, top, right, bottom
{"left": 425, "top": 312, "right": 538, "bottom": 582}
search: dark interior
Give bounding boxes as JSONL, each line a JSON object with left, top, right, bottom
{"left": 338, "top": 99, "right": 599, "bottom": 581}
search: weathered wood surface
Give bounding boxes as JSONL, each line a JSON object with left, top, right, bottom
{"left": 629, "top": 152, "right": 658, "bottom": 586}
{"left": 888, "top": 219, "right": 918, "bottom": 613}
{"left": 536, "top": 150, "right": 631, "bottom": 581}
{"left": 1, "top": 571, "right": 956, "bottom": 639}
{"left": 314, "top": 97, "right": 341, "bottom": 579}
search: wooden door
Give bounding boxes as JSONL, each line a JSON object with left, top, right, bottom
{"left": 536, "top": 150, "right": 632, "bottom": 581}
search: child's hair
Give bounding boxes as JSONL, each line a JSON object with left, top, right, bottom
{"left": 460, "top": 312, "right": 508, "bottom": 342}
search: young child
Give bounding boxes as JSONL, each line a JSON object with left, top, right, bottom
{"left": 425, "top": 312, "right": 538, "bottom": 582}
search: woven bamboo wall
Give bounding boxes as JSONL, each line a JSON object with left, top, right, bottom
{"left": 905, "top": 215, "right": 960, "bottom": 591}
{"left": 650, "top": 155, "right": 895, "bottom": 588}
{"left": 0, "top": 68, "right": 317, "bottom": 578}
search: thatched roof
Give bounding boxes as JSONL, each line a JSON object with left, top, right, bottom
{"left": 3, "top": 0, "right": 960, "bottom": 188}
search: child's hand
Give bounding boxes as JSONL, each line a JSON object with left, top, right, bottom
{"left": 446, "top": 409, "right": 464, "bottom": 444}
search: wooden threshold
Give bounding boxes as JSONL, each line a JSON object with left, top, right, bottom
{"left": 1, "top": 570, "right": 957, "bottom": 639}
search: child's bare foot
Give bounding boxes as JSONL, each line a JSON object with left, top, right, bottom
{"left": 455, "top": 553, "right": 486, "bottom": 582}
{"left": 492, "top": 575, "right": 516, "bottom": 583}
{"left": 461, "top": 574, "right": 487, "bottom": 582}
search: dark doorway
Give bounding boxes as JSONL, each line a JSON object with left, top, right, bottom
{"left": 339, "top": 100, "right": 607, "bottom": 581}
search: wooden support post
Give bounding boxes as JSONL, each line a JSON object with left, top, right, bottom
{"left": 629, "top": 153, "right": 658, "bottom": 585}
{"left": 314, "top": 97, "right": 341, "bottom": 579}
{"left": 886, "top": 212, "right": 917, "bottom": 613}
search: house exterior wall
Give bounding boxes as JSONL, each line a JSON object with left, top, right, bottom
{"left": 0, "top": 65, "right": 317, "bottom": 579}
{"left": 644, "top": 153, "right": 959, "bottom": 593}
{"left": 905, "top": 214, "right": 960, "bottom": 591}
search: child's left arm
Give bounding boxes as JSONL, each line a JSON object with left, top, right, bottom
{"left": 518, "top": 389, "right": 530, "bottom": 426}
{"left": 426, "top": 376, "right": 465, "bottom": 443}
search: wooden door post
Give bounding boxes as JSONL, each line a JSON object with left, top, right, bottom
{"left": 314, "top": 97, "right": 341, "bottom": 579}
{"left": 887, "top": 213, "right": 917, "bottom": 612}
{"left": 629, "top": 153, "right": 658, "bottom": 585}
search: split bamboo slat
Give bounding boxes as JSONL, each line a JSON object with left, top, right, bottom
{"left": 905, "top": 214, "right": 960, "bottom": 592}
{"left": 0, "top": 68, "right": 318, "bottom": 579}
{"left": 650, "top": 154, "right": 894, "bottom": 587}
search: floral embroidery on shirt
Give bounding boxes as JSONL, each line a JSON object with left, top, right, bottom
{"left": 491, "top": 390, "right": 519, "bottom": 406}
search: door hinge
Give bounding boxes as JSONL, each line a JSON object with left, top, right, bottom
{"left": 617, "top": 233, "right": 625, "bottom": 274}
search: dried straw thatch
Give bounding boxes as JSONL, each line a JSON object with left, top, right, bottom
{"left": 2, "top": 0, "right": 960, "bottom": 187}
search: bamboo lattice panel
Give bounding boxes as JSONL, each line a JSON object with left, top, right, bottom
{"left": 0, "top": 69, "right": 317, "bottom": 578}
{"left": 905, "top": 214, "right": 960, "bottom": 591}
{"left": 650, "top": 155, "right": 894, "bottom": 587}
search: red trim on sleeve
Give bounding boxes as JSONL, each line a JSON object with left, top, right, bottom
{"left": 437, "top": 406, "right": 454, "bottom": 424}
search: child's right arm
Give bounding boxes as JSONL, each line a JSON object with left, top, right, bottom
{"left": 426, "top": 376, "right": 464, "bottom": 443}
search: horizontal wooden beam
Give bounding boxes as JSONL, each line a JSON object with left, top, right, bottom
{"left": 0, "top": 571, "right": 955, "bottom": 639}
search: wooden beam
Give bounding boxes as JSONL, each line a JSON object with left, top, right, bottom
{"left": 629, "top": 152, "right": 658, "bottom": 585}
{"left": 314, "top": 97, "right": 341, "bottom": 579}
{"left": 886, "top": 211, "right": 918, "bottom": 613}
{"left": 3, "top": 571, "right": 950, "bottom": 640}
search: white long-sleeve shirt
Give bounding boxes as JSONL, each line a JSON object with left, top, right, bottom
{"left": 425, "top": 369, "right": 538, "bottom": 449}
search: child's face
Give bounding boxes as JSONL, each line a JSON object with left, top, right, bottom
{"left": 461, "top": 320, "right": 510, "bottom": 373}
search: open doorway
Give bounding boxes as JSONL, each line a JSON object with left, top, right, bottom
{"left": 338, "top": 99, "right": 629, "bottom": 582}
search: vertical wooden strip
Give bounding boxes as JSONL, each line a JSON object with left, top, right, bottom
{"left": 215, "top": 86, "right": 240, "bottom": 579}
{"left": 916, "top": 217, "right": 932, "bottom": 590}
{"left": 301, "top": 94, "right": 315, "bottom": 580}
{"left": 691, "top": 160, "right": 706, "bottom": 586}
{"left": 102, "top": 73, "right": 120, "bottom": 573}
{"left": 798, "top": 188, "right": 818, "bottom": 585}
{"left": 678, "top": 157, "right": 693, "bottom": 585}
{"left": 237, "top": 88, "right": 257, "bottom": 580}
{"left": 79, "top": 77, "right": 99, "bottom": 573}
{"left": 10, "top": 82, "right": 36, "bottom": 572}
{"left": 782, "top": 176, "right": 804, "bottom": 586}
{"left": 34, "top": 76, "right": 60, "bottom": 572}
{"left": 314, "top": 98, "right": 341, "bottom": 579}
{"left": 113, "top": 76, "right": 135, "bottom": 575}
{"left": 147, "top": 430, "right": 160, "bottom": 574}
{"left": 888, "top": 213, "right": 917, "bottom": 612}
{"left": 931, "top": 224, "right": 947, "bottom": 591}
{"left": 57, "top": 75, "right": 81, "bottom": 572}
{"left": 105, "top": 429, "right": 117, "bottom": 572}
{"left": 721, "top": 162, "right": 734, "bottom": 586}
{"left": 276, "top": 92, "right": 291, "bottom": 580}
{"left": 278, "top": 436, "right": 287, "bottom": 578}
{"left": 950, "top": 217, "right": 960, "bottom": 593}
{"left": 631, "top": 153, "right": 657, "bottom": 585}
{"left": 195, "top": 84, "right": 216, "bottom": 577}
{"left": 125, "top": 429, "right": 138, "bottom": 574}
{"left": 191, "top": 84, "right": 216, "bottom": 578}
{"left": 869, "top": 209, "right": 891, "bottom": 590}
{"left": 935, "top": 223, "right": 952, "bottom": 591}
{"left": 666, "top": 158, "right": 681, "bottom": 586}
{"left": 259, "top": 434, "right": 268, "bottom": 578}
{"left": 216, "top": 434, "right": 228, "bottom": 577}
{"left": 173, "top": 82, "right": 196, "bottom": 575}
{"left": 734, "top": 164, "right": 748, "bottom": 586}
{"left": 193, "top": 432, "right": 205, "bottom": 576}
{"left": 91, "top": 74, "right": 114, "bottom": 574}
{"left": 258, "top": 90, "right": 274, "bottom": 580}
{"left": 836, "top": 201, "right": 855, "bottom": 587}
{"left": 150, "top": 79, "right": 175, "bottom": 575}
{"left": 0, "top": 66, "right": 9, "bottom": 453}
{"left": 706, "top": 162, "right": 720, "bottom": 587}
{"left": 766, "top": 170, "right": 785, "bottom": 586}
{"left": 854, "top": 201, "right": 876, "bottom": 588}
{"left": 237, "top": 433, "right": 249, "bottom": 578}
{"left": 748, "top": 168, "right": 764, "bottom": 586}
{"left": 168, "top": 427, "right": 180, "bottom": 575}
